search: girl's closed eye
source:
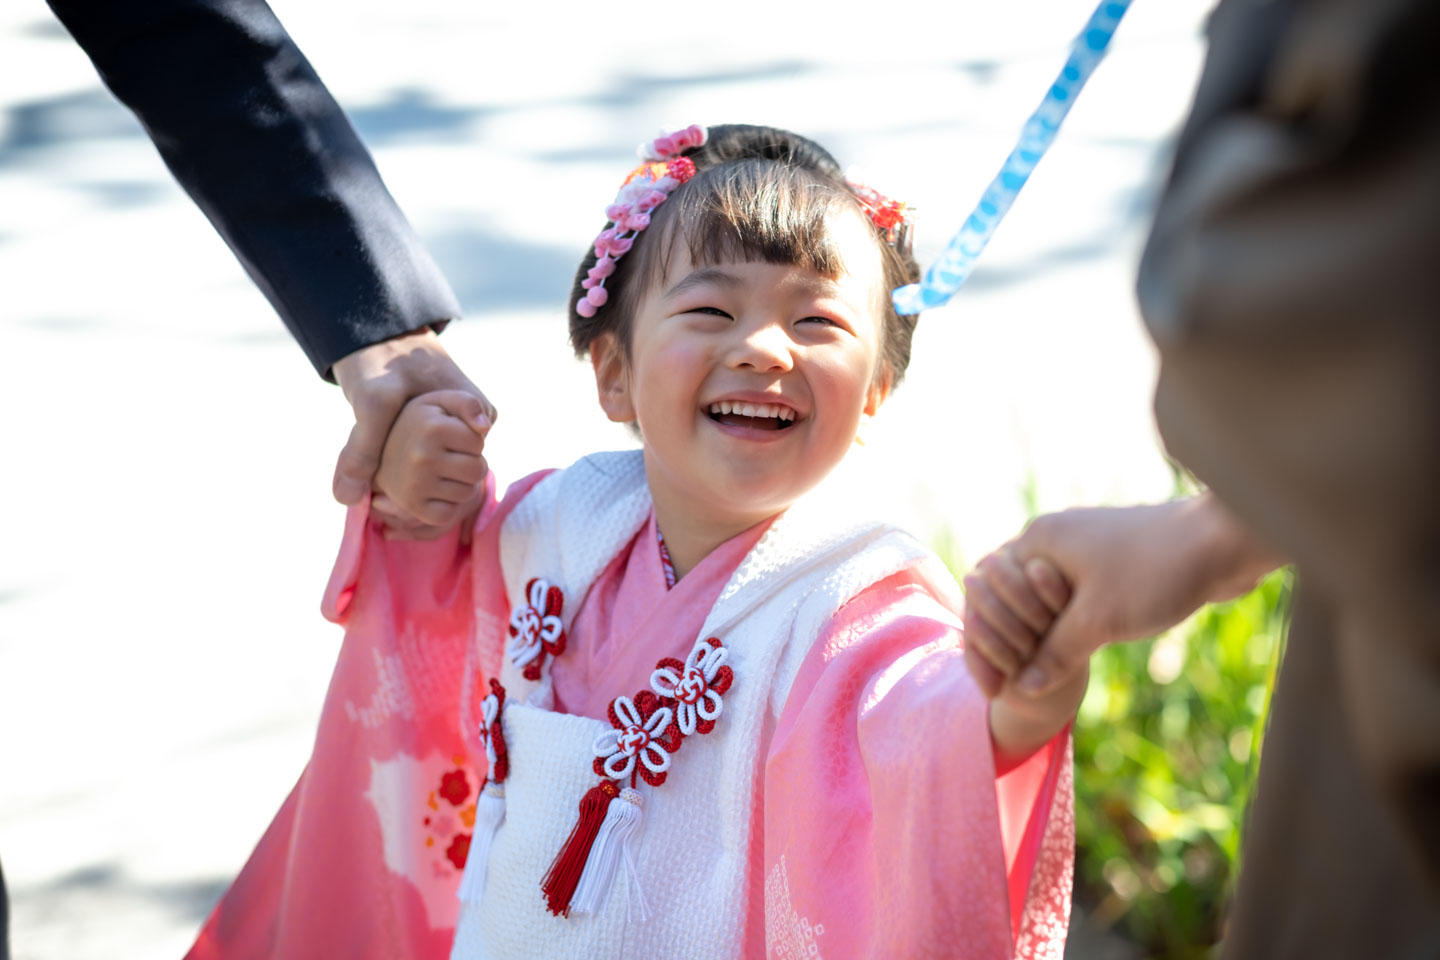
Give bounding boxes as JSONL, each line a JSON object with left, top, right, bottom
{"left": 676, "top": 305, "right": 735, "bottom": 331}
{"left": 797, "top": 312, "right": 858, "bottom": 337}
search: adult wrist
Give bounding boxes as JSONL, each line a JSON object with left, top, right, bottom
{"left": 328, "top": 322, "right": 452, "bottom": 387}
{"left": 1194, "top": 492, "right": 1286, "bottom": 602}
{"left": 332, "top": 327, "right": 443, "bottom": 396}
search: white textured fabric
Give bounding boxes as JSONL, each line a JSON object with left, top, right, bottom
{"left": 452, "top": 450, "right": 934, "bottom": 959}
{"left": 1013, "top": 742, "right": 1076, "bottom": 960}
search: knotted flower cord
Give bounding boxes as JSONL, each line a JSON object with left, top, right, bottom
{"left": 497, "top": 574, "right": 737, "bottom": 917}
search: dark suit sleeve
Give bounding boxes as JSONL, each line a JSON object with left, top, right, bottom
{"left": 47, "top": 0, "right": 463, "bottom": 379}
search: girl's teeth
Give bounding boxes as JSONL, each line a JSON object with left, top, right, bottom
{"left": 707, "top": 401, "right": 797, "bottom": 420}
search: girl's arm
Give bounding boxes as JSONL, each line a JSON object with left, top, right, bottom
{"left": 988, "top": 666, "right": 1088, "bottom": 773}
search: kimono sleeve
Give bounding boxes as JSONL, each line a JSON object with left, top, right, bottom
{"left": 761, "top": 571, "right": 1073, "bottom": 960}
{"left": 187, "top": 472, "right": 545, "bottom": 960}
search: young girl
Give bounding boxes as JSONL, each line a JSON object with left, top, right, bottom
{"left": 187, "top": 125, "right": 1084, "bottom": 960}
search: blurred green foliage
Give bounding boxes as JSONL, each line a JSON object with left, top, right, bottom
{"left": 1072, "top": 570, "right": 1290, "bottom": 956}
{"left": 940, "top": 466, "right": 1291, "bottom": 957}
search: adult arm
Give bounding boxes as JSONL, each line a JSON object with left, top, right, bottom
{"left": 49, "top": 0, "right": 497, "bottom": 510}
{"left": 963, "top": 493, "right": 1284, "bottom": 700}
{"left": 47, "top": 0, "right": 462, "bottom": 379}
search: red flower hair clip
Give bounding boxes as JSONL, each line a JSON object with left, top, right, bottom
{"left": 846, "top": 177, "right": 911, "bottom": 243}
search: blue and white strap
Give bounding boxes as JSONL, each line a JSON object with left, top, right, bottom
{"left": 892, "top": 0, "right": 1133, "bottom": 315}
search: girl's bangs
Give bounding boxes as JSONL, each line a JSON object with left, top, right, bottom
{"left": 641, "top": 160, "right": 857, "bottom": 292}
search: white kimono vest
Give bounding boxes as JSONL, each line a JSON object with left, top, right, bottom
{"left": 451, "top": 450, "right": 943, "bottom": 959}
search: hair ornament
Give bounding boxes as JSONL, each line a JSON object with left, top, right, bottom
{"left": 577, "top": 125, "right": 709, "bottom": 318}
{"left": 846, "top": 177, "right": 911, "bottom": 244}
{"left": 638, "top": 124, "right": 708, "bottom": 162}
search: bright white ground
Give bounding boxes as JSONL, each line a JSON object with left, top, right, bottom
{"left": 0, "top": 2, "right": 1209, "bottom": 956}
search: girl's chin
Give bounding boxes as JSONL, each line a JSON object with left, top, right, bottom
{"left": 642, "top": 446, "right": 833, "bottom": 522}
{"left": 695, "top": 474, "right": 821, "bottom": 521}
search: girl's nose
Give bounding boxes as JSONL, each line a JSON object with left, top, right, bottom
{"left": 729, "top": 323, "right": 794, "bottom": 373}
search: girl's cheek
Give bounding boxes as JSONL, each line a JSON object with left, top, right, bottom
{"left": 812, "top": 351, "right": 876, "bottom": 400}
{"left": 647, "top": 337, "right": 710, "bottom": 377}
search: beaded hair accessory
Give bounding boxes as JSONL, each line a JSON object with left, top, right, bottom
{"left": 576, "top": 124, "right": 709, "bottom": 318}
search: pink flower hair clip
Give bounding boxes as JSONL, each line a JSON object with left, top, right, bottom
{"left": 577, "top": 125, "right": 709, "bottom": 318}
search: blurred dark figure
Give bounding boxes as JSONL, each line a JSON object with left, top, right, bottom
{"left": 1, "top": 857, "right": 8, "bottom": 960}
{"left": 1140, "top": 0, "right": 1440, "bottom": 955}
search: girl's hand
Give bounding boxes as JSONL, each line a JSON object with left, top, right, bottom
{"left": 963, "top": 547, "right": 1083, "bottom": 767}
{"left": 332, "top": 329, "right": 496, "bottom": 510}
{"left": 962, "top": 546, "right": 1069, "bottom": 699}
{"left": 372, "top": 390, "right": 491, "bottom": 540}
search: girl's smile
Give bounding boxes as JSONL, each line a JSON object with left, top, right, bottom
{"left": 702, "top": 391, "right": 804, "bottom": 443}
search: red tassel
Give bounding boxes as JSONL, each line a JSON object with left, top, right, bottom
{"left": 541, "top": 780, "right": 618, "bottom": 916}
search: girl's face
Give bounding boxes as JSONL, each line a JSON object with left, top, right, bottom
{"left": 592, "top": 209, "right": 891, "bottom": 536}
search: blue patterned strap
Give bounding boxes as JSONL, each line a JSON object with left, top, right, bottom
{"left": 892, "top": 0, "right": 1133, "bottom": 315}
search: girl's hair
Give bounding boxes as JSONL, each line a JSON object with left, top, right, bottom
{"left": 567, "top": 124, "right": 922, "bottom": 385}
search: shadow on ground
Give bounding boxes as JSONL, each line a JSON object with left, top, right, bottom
{"left": 11, "top": 861, "right": 227, "bottom": 930}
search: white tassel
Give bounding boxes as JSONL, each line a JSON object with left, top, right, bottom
{"left": 456, "top": 781, "right": 506, "bottom": 905}
{"left": 619, "top": 800, "right": 651, "bottom": 924}
{"left": 568, "top": 787, "right": 646, "bottom": 919}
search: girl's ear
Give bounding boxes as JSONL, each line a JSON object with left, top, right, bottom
{"left": 863, "top": 365, "right": 894, "bottom": 417}
{"left": 591, "top": 332, "right": 636, "bottom": 423}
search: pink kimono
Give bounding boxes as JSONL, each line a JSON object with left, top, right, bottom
{"left": 187, "top": 462, "right": 1072, "bottom": 959}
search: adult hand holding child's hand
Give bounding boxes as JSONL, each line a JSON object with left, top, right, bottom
{"left": 332, "top": 329, "right": 496, "bottom": 525}
{"left": 964, "top": 494, "right": 1286, "bottom": 701}
{"left": 371, "top": 389, "right": 492, "bottom": 540}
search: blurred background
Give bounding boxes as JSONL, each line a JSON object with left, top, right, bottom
{"left": 0, "top": 1, "right": 1285, "bottom": 957}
